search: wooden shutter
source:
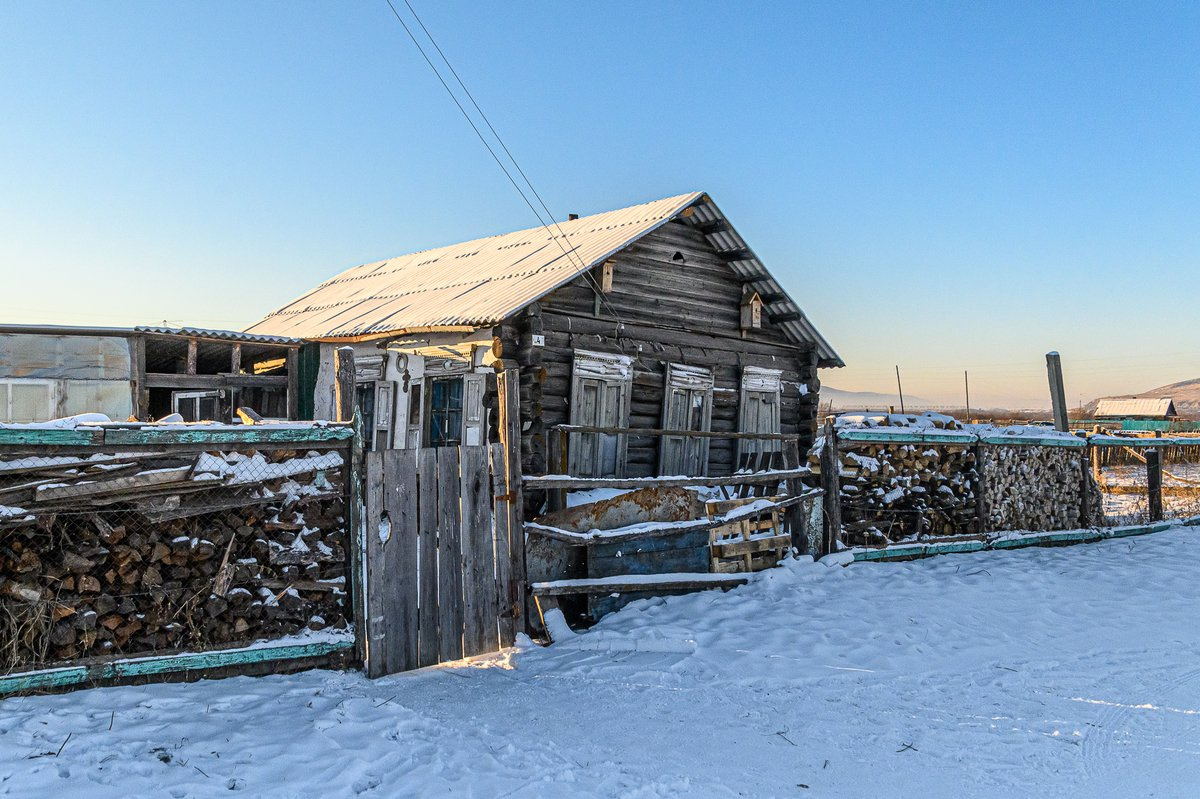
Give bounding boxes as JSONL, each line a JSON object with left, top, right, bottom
{"left": 568, "top": 351, "right": 632, "bottom": 477}
{"left": 462, "top": 372, "right": 486, "bottom": 446}
{"left": 659, "top": 364, "right": 713, "bottom": 476}
{"left": 739, "top": 367, "right": 783, "bottom": 458}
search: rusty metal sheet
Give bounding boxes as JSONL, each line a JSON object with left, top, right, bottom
{"left": 533, "top": 487, "right": 703, "bottom": 533}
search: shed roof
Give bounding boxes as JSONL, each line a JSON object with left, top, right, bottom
{"left": 1095, "top": 397, "right": 1178, "bottom": 418}
{"left": 245, "top": 192, "right": 842, "bottom": 366}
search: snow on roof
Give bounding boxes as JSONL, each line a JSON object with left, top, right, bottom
{"left": 244, "top": 192, "right": 842, "bottom": 366}
{"left": 1095, "top": 397, "right": 1177, "bottom": 418}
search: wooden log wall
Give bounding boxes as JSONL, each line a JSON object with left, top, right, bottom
{"left": 0, "top": 445, "right": 351, "bottom": 671}
{"left": 490, "top": 219, "right": 822, "bottom": 492}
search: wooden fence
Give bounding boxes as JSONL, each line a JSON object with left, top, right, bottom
{"left": 363, "top": 443, "right": 522, "bottom": 677}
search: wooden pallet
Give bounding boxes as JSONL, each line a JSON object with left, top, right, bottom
{"left": 706, "top": 496, "right": 787, "bottom": 573}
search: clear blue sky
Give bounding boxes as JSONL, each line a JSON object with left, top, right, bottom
{"left": 1, "top": 2, "right": 1197, "bottom": 408}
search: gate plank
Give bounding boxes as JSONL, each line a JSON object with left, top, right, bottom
{"left": 383, "top": 448, "right": 419, "bottom": 673}
{"left": 364, "top": 451, "right": 388, "bottom": 677}
{"left": 436, "top": 447, "right": 465, "bottom": 662}
{"left": 490, "top": 443, "right": 515, "bottom": 647}
{"left": 417, "top": 448, "right": 440, "bottom": 668}
{"left": 460, "top": 445, "right": 497, "bottom": 657}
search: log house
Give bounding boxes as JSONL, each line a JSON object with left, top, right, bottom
{"left": 247, "top": 192, "right": 842, "bottom": 482}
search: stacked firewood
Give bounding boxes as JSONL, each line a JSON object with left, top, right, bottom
{"left": 983, "top": 445, "right": 1102, "bottom": 531}
{"left": 812, "top": 443, "right": 980, "bottom": 546}
{"left": 0, "top": 448, "right": 348, "bottom": 669}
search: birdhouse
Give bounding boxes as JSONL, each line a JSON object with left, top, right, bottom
{"left": 740, "top": 289, "right": 763, "bottom": 332}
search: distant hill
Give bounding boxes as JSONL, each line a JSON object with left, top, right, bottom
{"left": 1085, "top": 378, "right": 1200, "bottom": 418}
{"left": 820, "top": 386, "right": 937, "bottom": 411}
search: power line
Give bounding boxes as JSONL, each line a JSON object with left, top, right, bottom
{"left": 381, "top": 0, "right": 625, "bottom": 323}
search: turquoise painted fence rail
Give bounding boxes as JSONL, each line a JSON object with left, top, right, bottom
{"left": 0, "top": 423, "right": 354, "bottom": 448}
{"left": 0, "top": 638, "right": 354, "bottom": 696}
{"left": 847, "top": 519, "right": 1194, "bottom": 564}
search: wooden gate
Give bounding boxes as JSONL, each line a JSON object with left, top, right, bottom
{"left": 363, "top": 443, "right": 522, "bottom": 677}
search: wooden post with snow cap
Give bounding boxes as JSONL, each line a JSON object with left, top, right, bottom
{"left": 334, "top": 346, "right": 356, "bottom": 423}
{"left": 819, "top": 416, "right": 842, "bottom": 556}
{"left": 1046, "top": 352, "right": 1069, "bottom": 433}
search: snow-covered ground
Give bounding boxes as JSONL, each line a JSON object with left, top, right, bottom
{"left": 5, "top": 528, "right": 1200, "bottom": 797}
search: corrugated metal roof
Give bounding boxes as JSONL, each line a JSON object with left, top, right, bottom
{"left": 1095, "top": 397, "right": 1177, "bottom": 418}
{"left": 245, "top": 192, "right": 842, "bottom": 366}
{"left": 134, "top": 326, "right": 300, "bottom": 345}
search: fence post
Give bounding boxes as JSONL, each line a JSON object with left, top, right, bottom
{"left": 972, "top": 442, "right": 989, "bottom": 537}
{"left": 1046, "top": 352, "right": 1069, "bottom": 433}
{"left": 334, "top": 346, "right": 356, "bottom": 423}
{"left": 1146, "top": 447, "right": 1163, "bottom": 522}
{"left": 1079, "top": 448, "right": 1093, "bottom": 527}
{"left": 819, "top": 417, "right": 842, "bottom": 555}
{"left": 496, "top": 368, "right": 527, "bottom": 638}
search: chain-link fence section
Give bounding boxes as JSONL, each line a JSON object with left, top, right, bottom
{"left": 0, "top": 437, "right": 351, "bottom": 673}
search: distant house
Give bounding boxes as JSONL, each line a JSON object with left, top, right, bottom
{"left": 1094, "top": 397, "right": 1178, "bottom": 421}
{"left": 247, "top": 192, "right": 841, "bottom": 477}
{"left": 0, "top": 325, "right": 301, "bottom": 423}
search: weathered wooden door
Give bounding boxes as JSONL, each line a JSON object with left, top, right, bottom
{"left": 363, "top": 444, "right": 520, "bottom": 677}
{"left": 660, "top": 364, "right": 713, "bottom": 476}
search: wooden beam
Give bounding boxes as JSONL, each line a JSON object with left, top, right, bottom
{"left": 130, "top": 334, "right": 147, "bottom": 421}
{"left": 186, "top": 338, "right": 198, "bottom": 376}
{"left": 552, "top": 424, "right": 801, "bottom": 441}
{"left": 286, "top": 348, "right": 300, "bottom": 421}
{"left": 143, "top": 373, "right": 288, "bottom": 389}
{"left": 230, "top": 343, "right": 242, "bottom": 374}
{"left": 524, "top": 468, "right": 810, "bottom": 491}
{"left": 531, "top": 573, "right": 748, "bottom": 597}
{"left": 334, "top": 346, "right": 356, "bottom": 423}
{"left": 695, "top": 219, "right": 730, "bottom": 236}
{"left": 715, "top": 247, "right": 753, "bottom": 262}
{"left": 1146, "top": 447, "right": 1163, "bottom": 522}
{"left": 496, "top": 368, "right": 527, "bottom": 638}
{"left": 1046, "top": 352, "right": 1068, "bottom": 432}
{"left": 819, "top": 417, "right": 842, "bottom": 555}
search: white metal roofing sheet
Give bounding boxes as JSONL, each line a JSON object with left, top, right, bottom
{"left": 1095, "top": 397, "right": 1176, "bottom": 418}
{"left": 245, "top": 192, "right": 842, "bottom": 366}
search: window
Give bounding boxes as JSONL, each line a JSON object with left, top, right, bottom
{"left": 172, "top": 390, "right": 222, "bottom": 422}
{"left": 659, "top": 364, "right": 713, "bottom": 476}
{"left": 427, "top": 376, "right": 464, "bottom": 448}
{"left": 739, "top": 367, "right": 783, "bottom": 459}
{"left": 568, "top": 351, "right": 632, "bottom": 477}
{"left": 0, "top": 380, "right": 56, "bottom": 423}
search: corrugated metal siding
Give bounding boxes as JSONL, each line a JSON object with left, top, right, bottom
{"left": 134, "top": 326, "right": 300, "bottom": 345}
{"left": 245, "top": 192, "right": 843, "bottom": 367}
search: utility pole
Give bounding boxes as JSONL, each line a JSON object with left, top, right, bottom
{"left": 895, "top": 365, "right": 906, "bottom": 414}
